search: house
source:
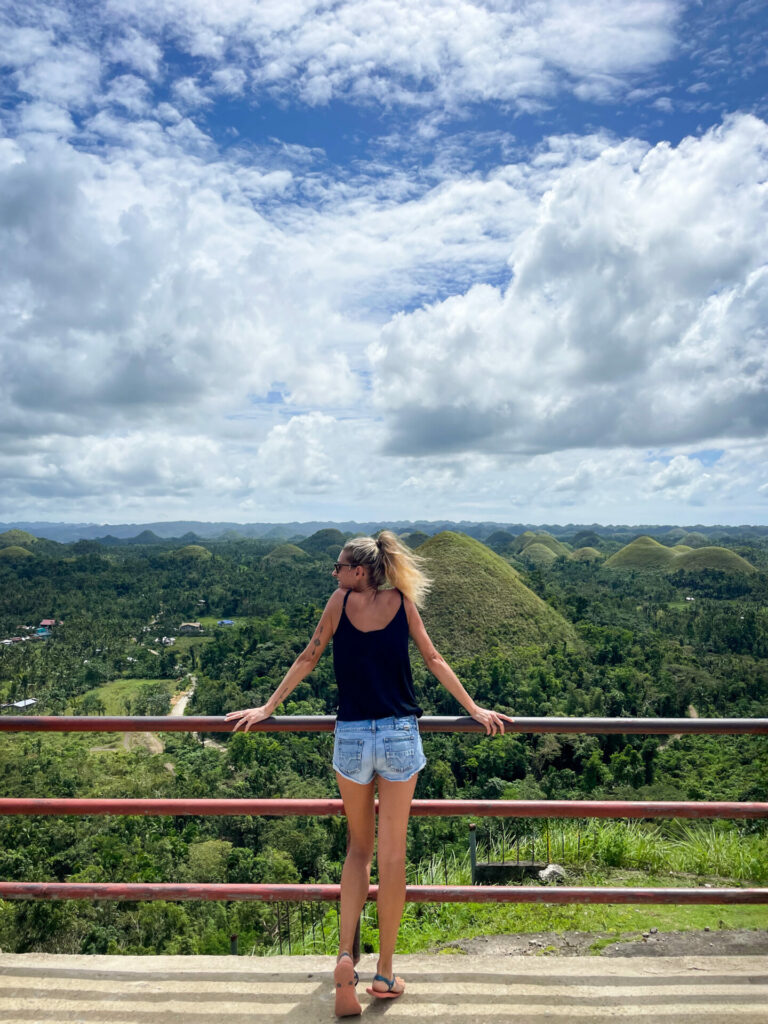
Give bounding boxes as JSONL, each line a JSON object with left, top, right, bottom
{"left": 39, "top": 619, "right": 61, "bottom": 628}
{"left": 0, "top": 698, "right": 37, "bottom": 710}
{"left": 178, "top": 622, "right": 204, "bottom": 635}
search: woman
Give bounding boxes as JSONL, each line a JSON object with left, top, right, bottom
{"left": 226, "top": 531, "right": 513, "bottom": 1017}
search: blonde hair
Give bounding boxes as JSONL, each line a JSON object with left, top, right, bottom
{"left": 342, "top": 530, "right": 432, "bottom": 608}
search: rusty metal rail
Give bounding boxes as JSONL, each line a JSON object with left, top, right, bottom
{"left": 2, "top": 715, "right": 767, "bottom": 734}
{"left": 2, "top": 715, "right": 767, "bottom": 910}
{"left": 1, "top": 797, "right": 767, "bottom": 819}
{"left": 0, "top": 882, "right": 766, "bottom": 904}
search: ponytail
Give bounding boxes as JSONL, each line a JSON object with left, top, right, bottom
{"left": 341, "top": 530, "right": 432, "bottom": 607}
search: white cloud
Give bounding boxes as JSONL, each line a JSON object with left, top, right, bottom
{"left": 98, "top": 0, "right": 679, "bottom": 112}
{"left": 1, "top": 4, "right": 767, "bottom": 524}
{"left": 372, "top": 115, "right": 768, "bottom": 461}
{"left": 106, "top": 28, "right": 163, "bottom": 78}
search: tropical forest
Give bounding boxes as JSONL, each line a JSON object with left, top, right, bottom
{"left": 0, "top": 522, "right": 767, "bottom": 956}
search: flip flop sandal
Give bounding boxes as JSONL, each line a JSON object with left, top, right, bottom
{"left": 334, "top": 952, "right": 361, "bottom": 1018}
{"left": 366, "top": 973, "right": 405, "bottom": 999}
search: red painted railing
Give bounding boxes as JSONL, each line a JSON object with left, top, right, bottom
{"left": 1, "top": 797, "right": 767, "bottom": 819}
{"left": 1, "top": 715, "right": 767, "bottom": 906}
{"left": 2, "top": 715, "right": 767, "bottom": 734}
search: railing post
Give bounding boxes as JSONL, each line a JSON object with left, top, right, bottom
{"left": 469, "top": 823, "right": 477, "bottom": 885}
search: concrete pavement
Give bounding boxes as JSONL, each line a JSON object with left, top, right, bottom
{"left": 0, "top": 952, "right": 766, "bottom": 1023}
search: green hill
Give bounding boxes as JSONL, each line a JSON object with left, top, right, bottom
{"left": 570, "top": 546, "right": 603, "bottom": 562}
{"left": 263, "top": 543, "right": 311, "bottom": 564}
{"left": 297, "top": 529, "right": 348, "bottom": 558}
{"left": 415, "top": 532, "right": 578, "bottom": 659}
{"left": 604, "top": 536, "right": 677, "bottom": 570}
{"left": 520, "top": 541, "right": 557, "bottom": 566}
{"left": 572, "top": 530, "right": 604, "bottom": 548}
{"left": 0, "top": 545, "right": 34, "bottom": 560}
{"left": 127, "top": 530, "right": 163, "bottom": 545}
{"left": 484, "top": 530, "right": 517, "bottom": 553}
{"left": 671, "top": 546, "right": 756, "bottom": 574}
{"left": 663, "top": 527, "right": 688, "bottom": 541}
{"left": 680, "top": 531, "right": 710, "bottom": 548}
{"left": 511, "top": 531, "right": 570, "bottom": 557}
{"left": 400, "top": 531, "right": 430, "bottom": 549}
{"left": 171, "top": 544, "right": 213, "bottom": 561}
{"left": 605, "top": 537, "right": 756, "bottom": 575}
{"left": 0, "top": 529, "right": 38, "bottom": 548}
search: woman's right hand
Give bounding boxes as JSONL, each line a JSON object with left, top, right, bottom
{"left": 225, "top": 705, "right": 271, "bottom": 732}
{"left": 470, "top": 705, "right": 515, "bottom": 736}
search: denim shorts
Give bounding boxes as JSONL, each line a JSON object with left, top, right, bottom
{"left": 333, "top": 716, "right": 427, "bottom": 784}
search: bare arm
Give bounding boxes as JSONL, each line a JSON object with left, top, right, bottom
{"left": 405, "top": 597, "right": 514, "bottom": 736}
{"left": 225, "top": 591, "right": 342, "bottom": 732}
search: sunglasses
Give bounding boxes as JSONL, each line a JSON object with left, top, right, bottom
{"left": 333, "top": 562, "right": 358, "bottom": 572}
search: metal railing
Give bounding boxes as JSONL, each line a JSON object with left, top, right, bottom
{"left": 1, "top": 715, "right": 767, "bottom": 908}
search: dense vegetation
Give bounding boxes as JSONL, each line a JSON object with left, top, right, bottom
{"left": 0, "top": 525, "right": 766, "bottom": 955}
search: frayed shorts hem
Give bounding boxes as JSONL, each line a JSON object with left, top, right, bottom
{"left": 333, "top": 756, "right": 427, "bottom": 786}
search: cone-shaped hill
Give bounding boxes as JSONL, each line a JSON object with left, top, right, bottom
{"left": 171, "top": 544, "right": 213, "bottom": 561}
{"left": 297, "top": 529, "right": 348, "bottom": 558}
{"left": 484, "top": 530, "right": 517, "bottom": 553}
{"left": 570, "top": 546, "right": 603, "bottom": 562}
{"left": 415, "top": 532, "right": 578, "bottom": 659}
{"left": 605, "top": 537, "right": 756, "bottom": 574}
{"left": 400, "top": 531, "right": 430, "bottom": 549}
{"left": 671, "top": 546, "right": 756, "bottom": 574}
{"left": 520, "top": 542, "right": 557, "bottom": 566}
{"left": 604, "top": 536, "right": 677, "bottom": 570}
{"left": 679, "top": 531, "right": 710, "bottom": 548}
{"left": 263, "top": 543, "right": 311, "bottom": 565}
{"left": 0, "top": 545, "right": 34, "bottom": 561}
{"left": 0, "top": 529, "right": 38, "bottom": 548}
{"left": 510, "top": 531, "right": 570, "bottom": 557}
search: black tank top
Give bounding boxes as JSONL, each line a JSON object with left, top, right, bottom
{"left": 333, "top": 589, "right": 422, "bottom": 721}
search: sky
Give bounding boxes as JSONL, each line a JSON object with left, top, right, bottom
{"left": 1, "top": 0, "right": 767, "bottom": 527}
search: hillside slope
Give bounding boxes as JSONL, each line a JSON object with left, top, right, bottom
{"left": 604, "top": 536, "right": 677, "bottom": 570}
{"left": 416, "top": 532, "right": 578, "bottom": 659}
{"left": 671, "top": 546, "right": 756, "bottom": 574}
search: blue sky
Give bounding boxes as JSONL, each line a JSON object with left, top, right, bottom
{"left": 1, "top": 0, "right": 767, "bottom": 525}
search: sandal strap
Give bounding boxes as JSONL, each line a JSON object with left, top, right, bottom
{"left": 372, "top": 973, "right": 396, "bottom": 990}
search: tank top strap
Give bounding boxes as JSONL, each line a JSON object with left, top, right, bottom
{"left": 342, "top": 589, "right": 352, "bottom": 611}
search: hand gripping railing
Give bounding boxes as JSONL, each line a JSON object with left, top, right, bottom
{"left": 0, "top": 715, "right": 767, "bottom": 907}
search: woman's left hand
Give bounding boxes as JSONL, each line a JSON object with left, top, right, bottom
{"left": 470, "top": 706, "right": 515, "bottom": 736}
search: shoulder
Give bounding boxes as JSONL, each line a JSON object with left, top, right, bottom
{"left": 321, "top": 588, "right": 346, "bottom": 626}
{"left": 402, "top": 594, "right": 422, "bottom": 626}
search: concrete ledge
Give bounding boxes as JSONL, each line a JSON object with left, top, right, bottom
{"left": 0, "top": 952, "right": 766, "bottom": 1023}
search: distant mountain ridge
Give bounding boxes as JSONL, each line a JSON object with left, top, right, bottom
{"left": 3, "top": 520, "right": 768, "bottom": 544}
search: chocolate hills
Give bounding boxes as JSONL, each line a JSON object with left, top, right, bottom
{"left": 415, "top": 532, "right": 578, "bottom": 659}
{"left": 604, "top": 536, "right": 755, "bottom": 574}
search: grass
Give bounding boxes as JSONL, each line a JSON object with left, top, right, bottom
{"left": 72, "top": 677, "right": 175, "bottom": 715}
{"left": 264, "top": 818, "right": 768, "bottom": 957}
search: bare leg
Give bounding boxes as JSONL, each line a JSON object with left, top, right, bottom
{"left": 371, "top": 772, "right": 418, "bottom": 995}
{"left": 336, "top": 772, "right": 375, "bottom": 959}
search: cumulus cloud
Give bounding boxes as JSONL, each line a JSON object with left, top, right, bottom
{"left": 372, "top": 115, "right": 768, "bottom": 461}
{"left": 96, "top": 0, "right": 679, "bottom": 112}
{"left": 2, "top": 2, "right": 767, "bottom": 524}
